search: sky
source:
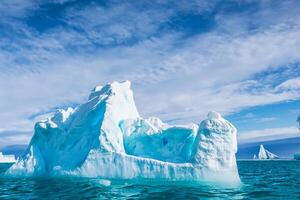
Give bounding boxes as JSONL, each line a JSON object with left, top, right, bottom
{"left": 0, "top": 0, "right": 300, "bottom": 149}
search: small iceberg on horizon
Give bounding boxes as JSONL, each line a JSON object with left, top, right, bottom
{"left": 253, "top": 145, "right": 279, "bottom": 160}
{"left": 0, "top": 152, "right": 16, "bottom": 163}
{"left": 6, "top": 81, "right": 240, "bottom": 185}
{"left": 294, "top": 152, "right": 300, "bottom": 160}
{"left": 293, "top": 116, "right": 300, "bottom": 160}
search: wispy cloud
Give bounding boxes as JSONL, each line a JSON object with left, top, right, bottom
{"left": 257, "top": 117, "right": 277, "bottom": 123}
{"left": 232, "top": 113, "right": 277, "bottom": 124}
{"left": 0, "top": 130, "right": 31, "bottom": 149}
{"left": 238, "top": 126, "right": 300, "bottom": 144}
{"left": 276, "top": 77, "right": 300, "bottom": 91}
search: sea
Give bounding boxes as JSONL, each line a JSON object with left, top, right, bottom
{"left": 0, "top": 161, "right": 300, "bottom": 199}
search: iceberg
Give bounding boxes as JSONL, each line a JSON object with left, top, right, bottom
{"left": 297, "top": 115, "right": 300, "bottom": 129}
{"left": 294, "top": 152, "right": 300, "bottom": 160}
{"left": 257, "top": 144, "right": 279, "bottom": 160}
{"left": 253, "top": 154, "right": 257, "bottom": 160}
{"left": 0, "top": 152, "right": 16, "bottom": 163}
{"left": 6, "top": 81, "right": 240, "bottom": 184}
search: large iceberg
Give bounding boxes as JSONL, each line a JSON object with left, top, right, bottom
{"left": 7, "top": 81, "right": 240, "bottom": 184}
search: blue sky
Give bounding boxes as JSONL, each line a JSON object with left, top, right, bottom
{"left": 0, "top": 0, "right": 300, "bottom": 148}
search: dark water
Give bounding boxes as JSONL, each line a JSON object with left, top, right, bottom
{"left": 1, "top": 161, "right": 300, "bottom": 199}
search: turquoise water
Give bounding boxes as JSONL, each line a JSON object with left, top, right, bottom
{"left": 1, "top": 161, "right": 300, "bottom": 199}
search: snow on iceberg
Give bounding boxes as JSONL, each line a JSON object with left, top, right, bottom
{"left": 7, "top": 81, "right": 240, "bottom": 184}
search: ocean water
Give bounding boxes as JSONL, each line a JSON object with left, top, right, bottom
{"left": 1, "top": 161, "right": 300, "bottom": 199}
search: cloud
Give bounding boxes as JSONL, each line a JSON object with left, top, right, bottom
{"left": 1, "top": 0, "right": 300, "bottom": 145}
{"left": 238, "top": 126, "right": 300, "bottom": 144}
{"left": 243, "top": 113, "right": 256, "bottom": 119}
{"left": 0, "top": 0, "right": 36, "bottom": 20}
{"left": 232, "top": 113, "right": 277, "bottom": 124}
{"left": 61, "top": 1, "right": 173, "bottom": 45}
{"left": 257, "top": 117, "right": 277, "bottom": 123}
{"left": 276, "top": 77, "right": 300, "bottom": 91}
{"left": 0, "top": 130, "right": 31, "bottom": 149}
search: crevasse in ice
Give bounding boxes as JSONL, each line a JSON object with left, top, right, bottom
{"left": 7, "top": 81, "right": 240, "bottom": 184}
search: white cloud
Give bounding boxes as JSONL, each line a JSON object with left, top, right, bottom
{"left": 276, "top": 77, "right": 300, "bottom": 91}
{"left": 0, "top": 131, "right": 31, "bottom": 149}
{"left": 232, "top": 114, "right": 278, "bottom": 124}
{"left": 1, "top": 0, "right": 300, "bottom": 146}
{"left": 257, "top": 117, "right": 277, "bottom": 123}
{"left": 0, "top": 0, "right": 36, "bottom": 20}
{"left": 244, "top": 113, "right": 256, "bottom": 119}
{"left": 238, "top": 126, "right": 300, "bottom": 144}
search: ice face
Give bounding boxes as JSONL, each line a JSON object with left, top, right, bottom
{"left": 120, "top": 118, "right": 198, "bottom": 163}
{"left": 192, "top": 111, "right": 238, "bottom": 174}
{"left": 7, "top": 81, "right": 240, "bottom": 184}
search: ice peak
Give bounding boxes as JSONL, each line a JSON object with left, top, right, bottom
{"left": 207, "top": 111, "right": 221, "bottom": 120}
{"left": 258, "top": 144, "right": 266, "bottom": 158}
{"left": 92, "top": 85, "right": 103, "bottom": 93}
{"left": 88, "top": 80, "right": 131, "bottom": 100}
{"left": 104, "top": 80, "right": 131, "bottom": 90}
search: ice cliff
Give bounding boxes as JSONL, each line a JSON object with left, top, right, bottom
{"left": 7, "top": 81, "right": 240, "bottom": 184}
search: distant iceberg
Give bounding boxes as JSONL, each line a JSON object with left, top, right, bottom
{"left": 253, "top": 154, "right": 257, "bottom": 160}
{"left": 294, "top": 116, "right": 300, "bottom": 160}
{"left": 6, "top": 81, "right": 240, "bottom": 184}
{"left": 255, "top": 145, "right": 279, "bottom": 160}
{"left": 294, "top": 152, "right": 300, "bottom": 160}
{"left": 0, "top": 152, "right": 16, "bottom": 163}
